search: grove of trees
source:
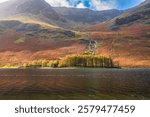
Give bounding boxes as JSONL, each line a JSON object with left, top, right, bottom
{"left": 22, "top": 54, "right": 115, "bottom": 68}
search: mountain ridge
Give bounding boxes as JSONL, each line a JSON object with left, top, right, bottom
{"left": 53, "top": 7, "right": 123, "bottom": 24}
{"left": 79, "top": 0, "right": 150, "bottom": 67}
{"left": 0, "top": 0, "right": 123, "bottom": 28}
{"left": 0, "top": 0, "right": 73, "bottom": 28}
{"left": 0, "top": 0, "right": 150, "bottom": 67}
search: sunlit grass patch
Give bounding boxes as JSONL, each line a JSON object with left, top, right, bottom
{"left": 14, "top": 37, "right": 26, "bottom": 44}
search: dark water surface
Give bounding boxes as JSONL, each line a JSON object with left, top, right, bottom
{"left": 0, "top": 68, "right": 150, "bottom": 100}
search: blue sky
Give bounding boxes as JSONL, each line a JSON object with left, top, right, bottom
{"left": 0, "top": 0, "right": 146, "bottom": 11}
{"left": 116, "top": 0, "right": 145, "bottom": 9}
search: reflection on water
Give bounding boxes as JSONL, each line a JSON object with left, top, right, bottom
{"left": 0, "top": 68, "right": 150, "bottom": 100}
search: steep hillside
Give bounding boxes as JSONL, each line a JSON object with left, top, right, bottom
{"left": 0, "top": 19, "right": 85, "bottom": 65}
{"left": 0, "top": 0, "right": 85, "bottom": 66}
{"left": 53, "top": 7, "right": 123, "bottom": 24}
{"left": 90, "top": 25, "right": 150, "bottom": 67}
{"left": 112, "top": 2, "right": 150, "bottom": 30}
{"left": 0, "top": 0, "right": 58, "bottom": 18}
{"left": 83, "top": 0, "right": 150, "bottom": 67}
{"left": 138, "top": 0, "right": 150, "bottom": 6}
{"left": 0, "top": 0, "right": 74, "bottom": 28}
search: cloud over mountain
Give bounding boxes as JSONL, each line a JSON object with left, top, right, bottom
{"left": 0, "top": 0, "right": 146, "bottom": 11}
{"left": 45, "top": 0, "right": 70, "bottom": 7}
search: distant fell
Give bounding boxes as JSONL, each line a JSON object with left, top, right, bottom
{"left": 53, "top": 7, "right": 123, "bottom": 24}
{"left": 0, "top": 0, "right": 123, "bottom": 28}
{"left": 112, "top": 1, "right": 150, "bottom": 29}
{"left": 0, "top": 0, "right": 72, "bottom": 28}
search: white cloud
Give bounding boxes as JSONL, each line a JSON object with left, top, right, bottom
{"left": 90, "top": 0, "right": 117, "bottom": 11}
{"left": 0, "top": 0, "right": 9, "bottom": 3}
{"left": 45, "top": 0, "right": 117, "bottom": 11}
{"left": 45, "top": 0, "right": 70, "bottom": 7}
{"left": 76, "top": 3, "right": 87, "bottom": 9}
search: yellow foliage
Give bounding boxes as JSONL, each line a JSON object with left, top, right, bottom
{"left": 2, "top": 64, "right": 18, "bottom": 68}
{"left": 59, "top": 54, "right": 114, "bottom": 68}
{"left": 1, "top": 54, "right": 116, "bottom": 68}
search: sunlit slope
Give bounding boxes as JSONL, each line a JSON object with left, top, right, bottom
{"left": 0, "top": 0, "right": 75, "bottom": 28}
{"left": 82, "top": 1, "right": 150, "bottom": 67}
{"left": 0, "top": 0, "right": 85, "bottom": 66}
{"left": 0, "top": 18, "right": 86, "bottom": 66}
{"left": 0, "top": 16, "right": 62, "bottom": 29}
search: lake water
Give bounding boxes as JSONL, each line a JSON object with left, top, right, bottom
{"left": 0, "top": 68, "right": 150, "bottom": 100}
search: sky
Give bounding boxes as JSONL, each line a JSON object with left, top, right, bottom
{"left": 0, "top": 0, "right": 146, "bottom": 11}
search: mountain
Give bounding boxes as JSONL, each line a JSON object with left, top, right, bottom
{"left": 112, "top": 0, "right": 150, "bottom": 29}
{"left": 0, "top": 0, "right": 149, "bottom": 67}
{"left": 0, "top": 0, "right": 123, "bottom": 28}
{"left": 0, "top": 0, "right": 58, "bottom": 19}
{"left": 0, "top": 0, "right": 78, "bottom": 65}
{"left": 0, "top": 0, "right": 77, "bottom": 47}
{"left": 138, "top": 0, "right": 150, "bottom": 6}
{"left": 83, "top": 0, "right": 150, "bottom": 67}
{"left": 53, "top": 7, "right": 123, "bottom": 24}
{"left": 87, "top": 0, "right": 150, "bottom": 31}
{"left": 0, "top": 0, "right": 74, "bottom": 28}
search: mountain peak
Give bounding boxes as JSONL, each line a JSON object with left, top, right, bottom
{"left": 139, "top": 0, "right": 150, "bottom": 6}
{"left": 0, "top": 0, "right": 60, "bottom": 21}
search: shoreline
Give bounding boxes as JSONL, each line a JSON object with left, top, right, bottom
{"left": 0, "top": 67, "right": 150, "bottom": 70}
